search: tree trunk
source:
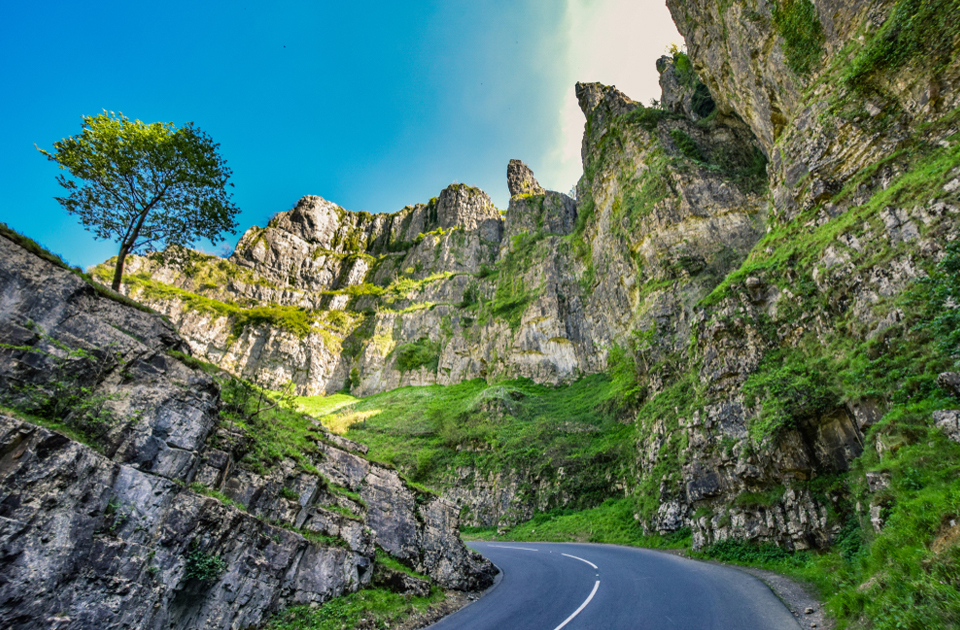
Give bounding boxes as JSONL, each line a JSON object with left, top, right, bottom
{"left": 112, "top": 245, "right": 129, "bottom": 292}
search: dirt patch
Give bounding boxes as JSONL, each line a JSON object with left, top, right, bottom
{"left": 932, "top": 522, "right": 960, "bottom": 555}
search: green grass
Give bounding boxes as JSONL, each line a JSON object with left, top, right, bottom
{"left": 312, "top": 375, "right": 632, "bottom": 508}
{"left": 678, "top": 107, "right": 960, "bottom": 628}
{"left": 466, "top": 498, "right": 692, "bottom": 549}
{"left": 189, "top": 482, "right": 247, "bottom": 511}
{"left": 700, "top": 119, "right": 960, "bottom": 309}
{"left": 843, "top": 0, "right": 960, "bottom": 91}
{"left": 106, "top": 270, "right": 319, "bottom": 338}
{"left": 263, "top": 588, "right": 446, "bottom": 630}
{"left": 215, "top": 376, "right": 332, "bottom": 475}
{"left": 771, "top": 0, "right": 825, "bottom": 75}
{"left": 376, "top": 549, "right": 430, "bottom": 580}
{"left": 293, "top": 393, "right": 359, "bottom": 417}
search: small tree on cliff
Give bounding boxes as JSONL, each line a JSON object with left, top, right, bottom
{"left": 38, "top": 111, "right": 239, "bottom": 291}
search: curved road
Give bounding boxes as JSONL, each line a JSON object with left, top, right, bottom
{"left": 429, "top": 542, "right": 800, "bottom": 630}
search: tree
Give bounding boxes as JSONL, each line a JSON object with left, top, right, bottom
{"left": 38, "top": 111, "right": 240, "bottom": 291}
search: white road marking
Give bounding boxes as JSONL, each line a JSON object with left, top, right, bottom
{"left": 561, "top": 553, "right": 598, "bottom": 569}
{"left": 488, "top": 545, "right": 539, "bottom": 552}
{"left": 552, "top": 580, "right": 600, "bottom": 630}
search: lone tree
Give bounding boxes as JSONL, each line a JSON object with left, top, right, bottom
{"left": 38, "top": 111, "right": 240, "bottom": 291}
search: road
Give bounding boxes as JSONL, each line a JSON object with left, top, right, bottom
{"left": 428, "top": 542, "right": 801, "bottom": 630}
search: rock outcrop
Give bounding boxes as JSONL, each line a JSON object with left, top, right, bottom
{"left": 0, "top": 233, "right": 494, "bottom": 629}
{"left": 84, "top": 0, "right": 960, "bottom": 561}
{"left": 506, "top": 159, "right": 545, "bottom": 197}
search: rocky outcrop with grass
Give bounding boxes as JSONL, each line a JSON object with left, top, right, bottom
{"left": 72, "top": 1, "right": 960, "bottom": 627}
{"left": 0, "top": 232, "right": 495, "bottom": 630}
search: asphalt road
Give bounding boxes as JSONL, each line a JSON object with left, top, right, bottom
{"left": 427, "top": 542, "right": 801, "bottom": 630}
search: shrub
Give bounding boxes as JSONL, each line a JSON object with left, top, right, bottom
{"left": 392, "top": 338, "right": 441, "bottom": 373}
{"left": 184, "top": 548, "right": 227, "bottom": 581}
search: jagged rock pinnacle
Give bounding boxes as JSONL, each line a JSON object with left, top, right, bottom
{"left": 575, "top": 81, "right": 636, "bottom": 117}
{"left": 507, "top": 159, "right": 544, "bottom": 197}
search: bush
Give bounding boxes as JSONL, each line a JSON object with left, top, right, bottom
{"left": 184, "top": 548, "right": 227, "bottom": 581}
{"left": 392, "top": 337, "right": 441, "bottom": 373}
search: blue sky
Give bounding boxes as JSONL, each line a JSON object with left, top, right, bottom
{"left": 0, "top": 0, "right": 679, "bottom": 268}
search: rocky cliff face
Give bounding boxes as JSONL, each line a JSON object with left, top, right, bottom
{"left": 0, "top": 234, "right": 494, "bottom": 630}
{"left": 91, "top": 0, "right": 960, "bottom": 564}
{"left": 651, "top": 0, "right": 960, "bottom": 551}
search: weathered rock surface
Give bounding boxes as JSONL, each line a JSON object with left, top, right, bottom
{"left": 84, "top": 0, "right": 960, "bottom": 559}
{"left": 0, "top": 235, "right": 495, "bottom": 629}
{"left": 506, "top": 159, "right": 545, "bottom": 197}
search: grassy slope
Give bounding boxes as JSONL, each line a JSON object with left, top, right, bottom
{"left": 310, "top": 374, "right": 633, "bottom": 511}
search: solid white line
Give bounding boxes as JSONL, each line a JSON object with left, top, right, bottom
{"left": 561, "top": 553, "right": 598, "bottom": 569}
{"left": 487, "top": 545, "right": 539, "bottom": 552}
{"left": 552, "top": 580, "right": 600, "bottom": 630}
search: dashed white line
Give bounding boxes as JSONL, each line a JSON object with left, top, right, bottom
{"left": 487, "top": 545, "right": 539, "bottom": 552}
{"left": 561, "top": 553, "right": 598, "bottom": 570}
{"left": 552, "top": 580, "right": 600, "bottom": 630}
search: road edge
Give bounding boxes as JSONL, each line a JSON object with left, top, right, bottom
{"left": 652, "top": 548, "right": 834, "bottom": 630}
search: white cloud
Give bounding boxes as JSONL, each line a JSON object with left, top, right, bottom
{"left": 537, "top": 0, "right": 682, "bottom": 194}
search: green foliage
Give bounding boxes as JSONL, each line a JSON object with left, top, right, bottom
{"left": 264, "top": 588, "right": 445, "bottom": 630}
{"left": 685, "top": 112, "right": 960, "bottom": 629}
{"left": 184, "top": 547, "right": 227, "bottom": 582}
{"left": 670, "top": 52, "right": 716, "bottom": 119}
{"left": 477, "top": 231, "right": 544, "bottom": 330}
{"left": 844, "top": 0, "right": 960, "bottom": 90}
{"left": 375, "top": 549, "right": 429, "bottom": 581}
{"left": 698, "top": 538, "right": 802, "bottom": 565}
{"left": 771, "top": 0, "right": 825, "bottom": 75}
{"left": 733, "top": 485, "right": 786, "bottom": 508}
{"left": 216, "top": 375, "right": 329, "bottom": 474}
{"left": 666, "top": 129, "right": 767, "bottom": 195}
{"left": 38, "top": 111, "right": 239, "bottom": 290}
{"left": 113, "top": 272, "right": 318, "bottom": 338}
{"left": 701, "top": 119, "right": 960, "bottom": 309}
{"left": 472, "top": 498, "right": 691, "bottom": 549}
{"left": 673, "top": 51, "right": 695, "bottom": 84}
{"left": 743, "top": 347, "right": 841, "bottom": 442}
{"left": 279, "top": 487, "right": 300, "bottom": 501}
{"left": 625, "top": 106, "right": 672, "bottom": 132}
{"left": 911, "top": 241, "right": 960, "bottom": 361}
{"left": 670, "top": 129, "right": 703, "bottom": 162}
{"left": 167, "top": 349, "right": 220, "bottom": 375}
{"left": 475, "top": 263, "right": 497, "bottom": 279}
{"left": 392, "top": 337, "right": 441, "bottom": 373}
{"left": 0, "top": 322, "right": 121, "bottom": 445}
{"left": 314, "top": 374, "right": 632, "bottom": 509}
{"left": 188, "top": 482, "right": 247, "bottom": 511}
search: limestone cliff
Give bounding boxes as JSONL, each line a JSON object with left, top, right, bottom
{"left": 91, "top": 0, "right": 960, "bottom": 582}
{"left": 0, "top": 233, "right": 494, "bottom": 630}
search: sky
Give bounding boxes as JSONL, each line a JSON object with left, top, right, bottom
{"left": 0, "top": 0, "right": 681, "bottom": 268}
